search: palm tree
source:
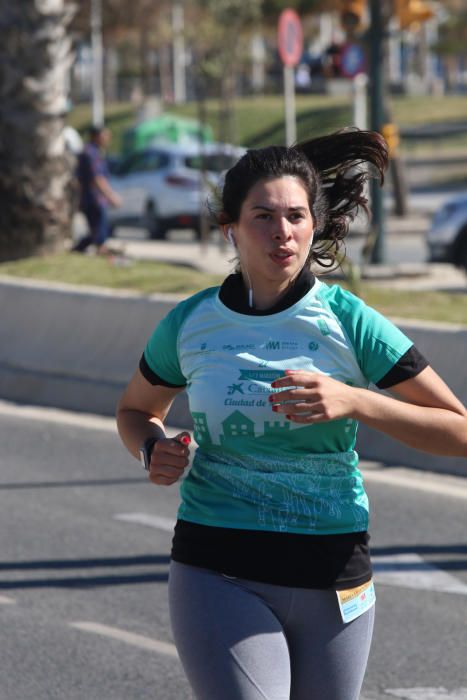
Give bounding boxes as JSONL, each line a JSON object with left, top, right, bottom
{"left": 0, "top": 0, "right": 76, "bottom": 262}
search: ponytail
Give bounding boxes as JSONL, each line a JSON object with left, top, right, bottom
{"left": 294, "top": 128, "right": 388, "bottom": 268}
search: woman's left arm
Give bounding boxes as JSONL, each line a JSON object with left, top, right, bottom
{"left": 270, "top": 367, "right": 467, "bottom": 457}
{"left": 353, "top": 366, "right": 467, "bottom": 456}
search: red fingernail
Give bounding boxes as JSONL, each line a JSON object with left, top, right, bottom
{"left": 180, "top": 436, "right": 191, "bottom": 445}
{"left": 272, "top": 405, "right": 278, "bottom": 412}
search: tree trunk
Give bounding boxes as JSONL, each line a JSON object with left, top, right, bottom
{"left": 0, "top": 0, "right": 76, "bottom": 262}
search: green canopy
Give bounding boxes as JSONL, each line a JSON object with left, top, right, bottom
{"left": 122, "top": 114, "right": 214, "bottom": 156}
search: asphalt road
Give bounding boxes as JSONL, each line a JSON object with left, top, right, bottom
{"left": 1, "top": 401, "right": 466, "bottom": 700}
{"left": 111, "top": 225, "right": 429, "bottom": 268}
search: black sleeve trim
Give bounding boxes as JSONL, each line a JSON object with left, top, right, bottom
{"left": 139, "top": 354, "right": 187, "bottom": 388}
{"left": 376, "top": 345, "right": 429, "bottom": 389}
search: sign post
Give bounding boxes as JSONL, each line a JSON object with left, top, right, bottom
{"left": 368, "top": 0, "right": 386, "bottom": 264}
{"left": 277, "top": 9, "right": 303, "bottom": 146}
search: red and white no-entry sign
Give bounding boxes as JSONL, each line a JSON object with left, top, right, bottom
{"left": 278, "top": 9, "right": 303, "bottom": 145}
{"left": 277, "top": 9, "right": 303, "bottom": 67}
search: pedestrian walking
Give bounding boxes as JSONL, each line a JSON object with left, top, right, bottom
{"left": 116, "top": 128, "right": 467, "bottom": 700}
{"left": 73, "top": 125, "right": 121, "bottom": 255}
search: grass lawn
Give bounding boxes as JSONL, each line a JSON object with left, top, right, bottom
{"left": 0, "top": 254, "right": 223, "bottom": 296}
{"left": 67, "top": 94, "right": 467, "bottom": 157}
{"left": 350, "top": 284, "right": 467, "bottom": 326}
{"left": 1, "top": 253, "right": 466, "bottom": 325}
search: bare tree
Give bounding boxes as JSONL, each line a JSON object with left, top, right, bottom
{"left": 432, "top": 0, "right": 467, "bottom": 92}
{"left": 71, "top": 0, "right": 171, "bottom": 102}
{"left": 0, "top": 0, "right": 76, "bottom": 261}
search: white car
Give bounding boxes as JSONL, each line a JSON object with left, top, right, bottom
{"left": 107, "top": 142, "right": 245, "bottom": 240}
{"left": 427, "top": 193, "right": 467, "bottom": 270}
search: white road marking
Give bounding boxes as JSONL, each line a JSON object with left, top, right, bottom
{"left": 373, "top": 553, "right": 467, "bottom": 596}
{"left": 361, "top": 465, "right": 467, "bottom": 501}
{"left": 0, "top": 401, "right": 191, "bottom": 443}
{"left": 69, "top": 621, "right": 178, "bottom": 657}
{"left": 0, "top": 400, "right": 463, "bottom": 499}
{"left": 114, "top": 512, "right": 176, "bottom": 532}
{"left": 0, "top": 400, "right": 117, "bottom": 433}
{"left": 385, "top": 688, "right": 467, "bottom": 700}
{"left": 116, "top": 513, "right": 467, "bottom": 597}
{"left": 0, "top": 594, "right": 16, "bottom": 605}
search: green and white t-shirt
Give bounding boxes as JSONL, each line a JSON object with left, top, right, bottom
{"left": 143, "top": 278, "right": 413, "bottom": 536}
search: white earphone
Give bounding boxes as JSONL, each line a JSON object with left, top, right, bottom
{"left": 227, "top": 227, "right": 235, "bottom": 245}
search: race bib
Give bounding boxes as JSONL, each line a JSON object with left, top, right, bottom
{"left": 336, "top": 579, "right": 375, "bottom": 623}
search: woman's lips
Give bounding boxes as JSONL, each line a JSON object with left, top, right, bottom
{"left": 270, "top": 250, "right": 295, "bottom": 266}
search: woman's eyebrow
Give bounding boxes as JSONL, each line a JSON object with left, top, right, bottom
{"left": 250, "top": 204, "right": 308, "bottom": 212}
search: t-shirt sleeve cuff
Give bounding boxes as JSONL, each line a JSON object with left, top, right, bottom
{"left": 376, "top": 345, "right": 429, "bottom": 389}
{"left": 139, "top": 354, "right": 187, "bottom": 388}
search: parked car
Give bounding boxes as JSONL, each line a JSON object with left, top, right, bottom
{"left": 427, "top": 193, "right": 467, "bottom": 270}
{"left": 107, "top": 142, "right": 245, "bottom": 240}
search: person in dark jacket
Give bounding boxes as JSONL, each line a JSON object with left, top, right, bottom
{"left": 73, "top": 125, "right": 121, "bottom": 255}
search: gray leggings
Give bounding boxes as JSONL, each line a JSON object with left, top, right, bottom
{"left": 168, "top": 561, "right": 374, "bottom": 700}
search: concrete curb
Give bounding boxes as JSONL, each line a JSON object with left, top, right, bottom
{"left": 1, "top": 277, "right": 466, "bottom": 476}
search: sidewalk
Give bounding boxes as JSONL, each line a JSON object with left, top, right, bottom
{"left": 106, "top": 225, "right": 467, "bottom": 293}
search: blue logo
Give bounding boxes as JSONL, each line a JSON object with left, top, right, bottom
{"left": 227, "top": 383, "right": 245, "bottom": 395}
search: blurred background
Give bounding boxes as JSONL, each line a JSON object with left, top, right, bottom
{"left": 1, "top": 0, "right": 467, "bottom": 274}
{"left": 1, "top": 8, "right": 467, "bottom": 699}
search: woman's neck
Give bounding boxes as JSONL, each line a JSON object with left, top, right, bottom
{"left": 219, "top": 267, "right": 315, "bottom": 316}
{"left": 243, "top": 278, "right": 293, "bottom": 310}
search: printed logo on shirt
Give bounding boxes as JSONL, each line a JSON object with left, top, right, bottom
{"left": 225, "top": 382, "right": 275, "bottom": 398}
{"left": 308, "top": 341, "right": 319, "bottom": 351}
{"left": 223, "top": 343, "right": 256, "bottom": 352}
{"left": 261, "top": 339, "right": 299, "bottom": 351}
{"left": 239, "top": 369, "right": 283, "bottom": 382}
{"left": 192, "top": 409, "right": 291, "bottom": 446}
{"left": 317, "top": 318, "right": 331, "bottom": 336}
{"left": 227, "top": 383, "right": 245, "bottom": 395}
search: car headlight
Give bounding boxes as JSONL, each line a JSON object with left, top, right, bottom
{"left": 432, "top": 202, "right": 463, "bottom": 227}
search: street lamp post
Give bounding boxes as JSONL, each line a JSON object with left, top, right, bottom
{"left": 91, "top": 0, "right": 104, "bottom": 126}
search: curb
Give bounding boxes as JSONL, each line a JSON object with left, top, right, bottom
{"left": 1, "top": 277, "right": 466, "bottom": 477}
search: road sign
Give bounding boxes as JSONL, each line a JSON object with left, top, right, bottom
{"left": 340, "top": 42, "right": 367, "bottom": 78}
{"left": 277, "top": 9, "right": 303, "bottom": 67}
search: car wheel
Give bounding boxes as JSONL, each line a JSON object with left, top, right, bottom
{"left": 454, "top": 228, "right": 467, "bottom": 272}
{"left": 145, "top": 201, "right": 166, "bottom": 240}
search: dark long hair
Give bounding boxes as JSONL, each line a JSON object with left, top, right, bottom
{"left": 216, "top": 128, "right": 388, "bottom": 269}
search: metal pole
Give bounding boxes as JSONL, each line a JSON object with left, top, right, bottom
{"left": 172, "top": 0, "right": 186, "bottom": 104}
{"left": 352, "top": 73, "right": 368, "bottom": 129}
{"left": 368, "top": 0, "right": 386, "bottom": 264}
{"left": 91, "top": 0, "right": 104, "bottom": 126}
{"left": 284, "top": 65, "right": 296, "bottom": 146}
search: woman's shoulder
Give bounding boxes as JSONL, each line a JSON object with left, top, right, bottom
{"left": 316, "top": 280, "right": 367, "bottom": 315}
{"left": 147, "top": 285, "right": 220, "bottom": 349}
{"left": 171, "top": 285, "right": 220, "bottom": 316}
{"left": 316, "top": 280, "right": 397, "bottom": 334}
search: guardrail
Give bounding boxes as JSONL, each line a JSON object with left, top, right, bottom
{"left": 1, "top": 277, "right": 466, "bottom": 476}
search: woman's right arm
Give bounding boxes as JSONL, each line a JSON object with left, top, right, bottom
{"left": 116, "top": 368, "right": 190, "bottom": 485}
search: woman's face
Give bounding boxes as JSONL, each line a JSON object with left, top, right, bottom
{"left": 229, "top": 176, "right": 314, "bottom": 303}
